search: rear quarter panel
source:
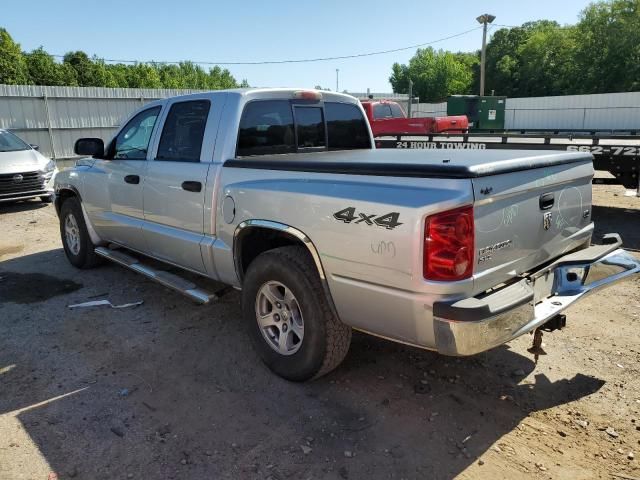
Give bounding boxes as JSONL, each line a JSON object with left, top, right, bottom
{"left": 215, "top": 166, "right": 473, "bottom": 343}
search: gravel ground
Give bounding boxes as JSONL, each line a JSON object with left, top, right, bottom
{"left": 0, "top": 184, "right": 639, "bottom": 480}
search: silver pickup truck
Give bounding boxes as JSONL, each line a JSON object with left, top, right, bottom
{"left": 54, "top": 88, "right": 640, "bottom": 381}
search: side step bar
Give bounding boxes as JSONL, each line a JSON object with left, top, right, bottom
{"left": 94, "top": 246, "right": 219, "bottom": 304}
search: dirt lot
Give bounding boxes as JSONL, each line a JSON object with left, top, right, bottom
{"left": 0, "top": 184, "right": 639, "bottom": 480}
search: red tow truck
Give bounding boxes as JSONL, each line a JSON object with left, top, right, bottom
{"left": 360, "top": 100, "right": 468, "bottom": 137}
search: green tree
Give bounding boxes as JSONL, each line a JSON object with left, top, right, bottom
{"left": 63, "top": 51, "right": 95, "bottom": 86}
{"left": 389, "top": 47, "right": 476, "bottom": 101}
{"left": 0, "top": 28, "right": 29, "bottom": 84}
{"left": 575, "top": 0, "right": 640, "bottom": 93}
{"left": 90, "top": 57, "right": 117, "bottom": 87}
{"left": 207, "top": 65, "right": 239, "bottom": 89}
{"left": 26, "top": 47, "right": 65, "bottom": 85}
{"left": 484, "top": 20, "right": 563, "bottom": 96}
{"left": 128, "top": 63, "right": 163, "bottom": 88}
{"left": 516, "top": 25, "right": 578, "bottom": 96}
{"left": 106, "top": 63, "right": 131, "bottom": 88}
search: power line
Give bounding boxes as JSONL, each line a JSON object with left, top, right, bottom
{"left": 493, "top": 22, "right": 574, "bottom": 29}
{"left": 50, "top": 26, "right": 482, "bottom": 66}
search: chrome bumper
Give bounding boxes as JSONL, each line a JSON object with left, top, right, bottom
{"left": 433, "top": 235, "right": 640, "bottom": 356}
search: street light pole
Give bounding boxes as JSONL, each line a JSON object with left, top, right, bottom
{"left": 336, "top": 69, "right": 339, "bottom": 92}
{"left": 476, "top": 13, "right": 496, "bottom": 96}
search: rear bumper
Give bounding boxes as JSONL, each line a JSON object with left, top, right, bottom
{"left": 433, "top": 234, "right": 640, "bottom": 356}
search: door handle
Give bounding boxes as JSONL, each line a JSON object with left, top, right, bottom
{"left": 182, "top": 181, "right": 202, "bottom": 192}
{"left": 539, "top": 192, "right": 554, "bottom": 210}
{"left": 124, "top": 175, "right": 140, "bottom": 184}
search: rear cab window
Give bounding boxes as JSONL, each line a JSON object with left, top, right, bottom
{"left": 237, "top": 99, "right": 370, "bottom": 157}
{"left": 373, "top": 103, "right": 392, "bottom": 119}
{"left": 389, "top": 103, "right": 405, "bottom": 118}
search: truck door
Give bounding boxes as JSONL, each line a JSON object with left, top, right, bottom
{"left": 141, "top": 99, "right": 214, "bottom": 274}
{"left": 82, "top": 105, "right": 162, "bottom": 252}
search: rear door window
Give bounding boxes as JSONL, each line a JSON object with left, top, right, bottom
{"left": 294, "top": 106, "right": 325, "bottom": 149}
{"left": 156, "top": 100, "right": 210, "bottom": 162}
{"left": 325, "top": 102, "right": 371, "bottom": 150}
{"left": 237, "top": 100, "right": 295, "bottom": 156}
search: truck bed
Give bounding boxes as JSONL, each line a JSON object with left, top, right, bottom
{"left": 226, "top": 149, "right": 592, "bottom": 178}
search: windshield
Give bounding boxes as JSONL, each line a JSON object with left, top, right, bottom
{"left": 0, "top": 130, "right": 31, "bottom": 153}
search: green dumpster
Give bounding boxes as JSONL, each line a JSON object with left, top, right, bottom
{"left": 447, "top": 95, "right": 506, "bottom": 131}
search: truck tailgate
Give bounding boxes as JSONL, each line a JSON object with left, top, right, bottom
{"left": 472, "top": 157, "right": 594, "bottom": 293}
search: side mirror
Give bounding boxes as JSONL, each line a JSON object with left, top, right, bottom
{"left": 30, "top": 144, "right": 40, "bottom": 151}
{"left": 74, "top": 138, "right": 104, "bottom": 157}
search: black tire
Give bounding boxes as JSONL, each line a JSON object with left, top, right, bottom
{"left": 40, "top": 195, "right": 53, "bottom": 203}
{"left": 242, "top": 246, "right": 352, "bottom": 381}
{"left": 59, "top": 197, "right": 102, "bottom": 269}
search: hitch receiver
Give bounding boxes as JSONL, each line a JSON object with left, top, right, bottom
{"left": 540, "top": 313, "right": 567, "bottom": 332}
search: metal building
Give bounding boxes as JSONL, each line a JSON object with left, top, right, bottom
{"left": 413, "top": 91, "right": 640, "bottom": 131}
{"left": 0, "top": 85, "right": 204, "bottom": 159}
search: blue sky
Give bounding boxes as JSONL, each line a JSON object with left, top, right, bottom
{"left": 4, "top": 0, "right": 592, "bottom": 92}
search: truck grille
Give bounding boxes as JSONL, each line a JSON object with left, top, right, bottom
{"left": 0, "top": 171, "right": 46, "bottom": 198}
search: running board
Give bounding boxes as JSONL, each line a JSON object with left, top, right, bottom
{"left": 94, "top": 246, "right": 219, "bottom": 304}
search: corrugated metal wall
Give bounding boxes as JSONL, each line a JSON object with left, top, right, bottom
{"left": 0, "top": 85, "right": 205, "bottom": 158}
{"left": 412, "top": 92, "right": 640, "bottom": 131}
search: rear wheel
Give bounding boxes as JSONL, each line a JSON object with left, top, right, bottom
{"left": 59, "top": 197, "right": 102, "bottom": 269}
{"left": 242, "top": 246, "right": 352, "bottom": 381}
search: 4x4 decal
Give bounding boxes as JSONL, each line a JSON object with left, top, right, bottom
{"left": 333, "top": 207, "right": 402, "bottom": 230}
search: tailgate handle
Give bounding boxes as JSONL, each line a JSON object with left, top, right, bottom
{"left": 539, "top": 193, "right": 554, "bottom": 210}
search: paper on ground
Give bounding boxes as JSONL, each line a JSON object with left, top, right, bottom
{"left": 68, "top": 299, "right": 143, "bottom": 309}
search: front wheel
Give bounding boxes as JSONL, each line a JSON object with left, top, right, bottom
{"left": 242, "top": 246, "right": 352, "bottom": 381}
{"left": 59, "top": 197, "right": 102, "bottom": 269}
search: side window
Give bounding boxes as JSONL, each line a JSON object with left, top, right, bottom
{"left": 294, "top": 107, "right": 325, "bottom": 149}
{"left": 237, "top": 100, "right": 295, "bottom": 156}
{"left": 389, "top": 103, "right": 405, "bottom": 118}
{"left": 373, "top": 103, "right": 392, "bottom": 119}
{"left": 114, "top": 106, "right": 161, "bottom": 159}
{"left": 325, "top": 102, "right": 371, "bottom": 150}
{"left": 156, "top": 100, "right": 211, "bottom": 162}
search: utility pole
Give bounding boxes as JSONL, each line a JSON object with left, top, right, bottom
{"left": 407, "top": 79, "right": 413, "bottom": 118}
{"left": 336, "top": 69, "right": 339, "bottom": 92}
{"left": 476, "top": 13, "right": 496, "bottom": 96}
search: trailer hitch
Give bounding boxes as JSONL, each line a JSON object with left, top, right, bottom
{"left": 527, "top": 314, "right": 567, "bottom": 363}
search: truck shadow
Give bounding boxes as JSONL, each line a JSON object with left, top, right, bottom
{"left": 0, "top": 249, "right": 606, "bottom": 479}
{"left": 592, "top": 204, "right": 640, "bottom": 251}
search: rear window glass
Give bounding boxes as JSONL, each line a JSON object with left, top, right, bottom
{"left": 236, "top": 99, "right": 371, "bottom": 156}
{"left": 373, "top": 103, "right": 392, "bottom": 119}
{"left": 237, "top": 100, "right": 295, "bottom": 156}
{"left": 389, "top": 103, "right": 405, "bottom": 118}
{"left": 325, "top": 102, "right": 371, "bottom": 150}
{"left": 295, "top": 107, "right": 325, "bottom": 149}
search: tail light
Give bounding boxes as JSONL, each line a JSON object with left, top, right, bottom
{"left": 424, "top": 205, "right": 474, "bottom": 281}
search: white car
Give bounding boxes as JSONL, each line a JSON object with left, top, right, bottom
{"left": 0, "top": 129, "right": 57, "bottom": 204}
